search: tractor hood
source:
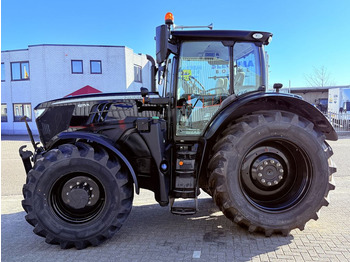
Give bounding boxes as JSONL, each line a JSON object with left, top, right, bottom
{"left": 34, "top": 92, "right": 160, "bottom": 147}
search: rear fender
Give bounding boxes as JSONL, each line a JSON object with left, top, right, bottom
{"left": 53, "top": 131, "right": 139, "bottom": 194}
{"left": 205, "top": 93, "right": 338, "bottom": 141}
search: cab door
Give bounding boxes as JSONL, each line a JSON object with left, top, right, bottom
{"left": 175, "top": 41, "right": 231, "bottom": 137}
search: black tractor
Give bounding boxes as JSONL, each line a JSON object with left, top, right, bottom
{"left": 20, "top": 13, "right": 337, "bottom": 249}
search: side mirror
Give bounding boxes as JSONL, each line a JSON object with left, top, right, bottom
{"left": 156, "top": 25, "right": 169, "bottom": 64}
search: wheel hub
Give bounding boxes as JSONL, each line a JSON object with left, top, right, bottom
{"left": 61, "top": 176, "right": 100, "bottom": 209}
{"left": 252, "top": 157, "right": 284, "bottom": 187}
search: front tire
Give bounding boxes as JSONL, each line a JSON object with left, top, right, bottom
{"left": 22, "top": 142, "right": 133, "bottom": 249}
{"left": 208, "top": 111, "right": 336, "bottom": 236}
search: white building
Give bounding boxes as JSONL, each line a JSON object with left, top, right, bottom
{"left": 1, "top": 44, "right": 153, "bottom": 135}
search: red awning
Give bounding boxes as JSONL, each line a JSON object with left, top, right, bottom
{"left": 64, "top": 85, "right": 102, "bottom": 97}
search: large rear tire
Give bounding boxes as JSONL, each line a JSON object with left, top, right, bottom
{"left": 22, "top": 142, "right": 133, "bottom": 249}
{"left": 208, "top": 111, "right": 336, "bottom": 236}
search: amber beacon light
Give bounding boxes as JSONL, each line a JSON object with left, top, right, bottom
{"left": 165, "top": 12, "right": 174, "bottom": 25}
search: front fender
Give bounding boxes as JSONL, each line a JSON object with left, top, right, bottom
{"left": 55, "top": 131, "right": 139, "bottom": 194}
{"left": 205, "top": 92, "right": 338, "bottom": 141}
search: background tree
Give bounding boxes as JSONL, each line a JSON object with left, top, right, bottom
{"left": 304, "top": 66, "right": 336, "bottom": 87}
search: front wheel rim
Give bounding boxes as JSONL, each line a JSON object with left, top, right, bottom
{"left": 50, "top": 172, "right": 105, "bottom": 224}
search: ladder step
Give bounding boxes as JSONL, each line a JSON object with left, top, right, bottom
{"left": 171, "top": 206, "right": 197, "bottom": 215}
{"left": 172, "top": 189, "right": 196, "bottom": 198}
{"left": 172, "top": 189, "right": 196, "bottom": 194}
{"left": 170, "top": 197, "right": 198, "bottom": 215}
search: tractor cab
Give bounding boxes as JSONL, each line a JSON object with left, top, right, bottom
{"left": 156, "top": 13, "right": 272, "bottom": 137}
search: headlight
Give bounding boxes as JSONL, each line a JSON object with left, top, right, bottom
{"left": 252, "top": 33, "right": 263, "bottom": 40}
{"left": 267, "top": 36, "right": 273, "bottom": 44}
{"left": 34, "top": 108, "right": 46, "bottom": 119}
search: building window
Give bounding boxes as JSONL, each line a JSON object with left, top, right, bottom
{"left": 1, "top": 104, "right": 7, "bottom": 122}
{"left": 90, "top": 60, "right": 102, "bottom": 74}
{"left": 134, "top": 65, "right": 142, "bottom": 83}
{"left": 11, "top": 61, "right": 30, "bottom": 81}
{"left": 13, "top": 103, "right": 32, "bottom": 122}
{"left": 1, "top": 63, "right": 5, "bottom": 82}
{"left": 71, "top": 60, "right": 83, "bottom": 74}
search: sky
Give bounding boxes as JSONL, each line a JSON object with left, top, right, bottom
{"left": 1, "top": 0, "right": 350, "bottom": 88}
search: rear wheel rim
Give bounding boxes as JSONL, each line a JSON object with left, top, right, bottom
{"left": 240, "top": 140, "right": 312, "bottom": 213}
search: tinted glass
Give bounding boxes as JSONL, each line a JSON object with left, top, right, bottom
{"left": 176, "top": 41, "right": 230, "bottom": 136}
{"left": 163, "top": 54, "right": 175, "bottom": 96}
{"left": 233, "top": 42, "right": 262, "bottom": 95}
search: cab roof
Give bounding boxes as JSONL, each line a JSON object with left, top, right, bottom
{"left": 171, "top": 30, "right": 272, "bottom": 45}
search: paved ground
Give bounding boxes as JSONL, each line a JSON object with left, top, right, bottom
{"left": 1, "top": 135, "right": 350, "bottom": 262}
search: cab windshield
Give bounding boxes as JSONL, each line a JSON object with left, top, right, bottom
{"left": 176, "top": 41, "right": 263, "bottom": 136}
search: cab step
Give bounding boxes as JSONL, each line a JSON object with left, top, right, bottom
{"left": 170, "top": 196, "right": 198, "bottom": 215}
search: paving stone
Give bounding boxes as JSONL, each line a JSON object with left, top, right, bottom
{"left": 2, "top": 136, "right": 350, "bottom": 261}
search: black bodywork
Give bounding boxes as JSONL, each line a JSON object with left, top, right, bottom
{"left": 28, "top": 92, "right": 170, "bottom": 203}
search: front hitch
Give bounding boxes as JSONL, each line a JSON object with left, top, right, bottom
{"left": 19, "top": 145, "right": 33, "bottom": 174}
{"left": 19, "top": 116, "right": 42, "bottom": 174}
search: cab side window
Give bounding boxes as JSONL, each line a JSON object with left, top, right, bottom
{"left": 233, "top": 42, "right": 262, "bottom": 95}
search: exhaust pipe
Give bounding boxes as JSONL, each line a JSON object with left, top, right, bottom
{"left": 146, "top": 54, "right": 157, "bottom": 92}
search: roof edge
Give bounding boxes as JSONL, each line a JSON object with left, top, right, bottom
{"left": 2, "top": 44, "right": 127, "bottom": 53}
{"left": 1, "top": 48, "right": 29, "bottom": 53}
{"left": 28, "top": 44, "right": 126, "bottom": 48}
